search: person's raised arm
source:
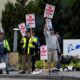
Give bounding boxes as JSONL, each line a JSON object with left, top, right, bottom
{"left": 43, "top": 24, "right": 50, "bottom": 37}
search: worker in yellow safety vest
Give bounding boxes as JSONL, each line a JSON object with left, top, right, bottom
{"left": 19, "top": 29, "right": 39, "bottom": 74}
{"left": 3, "top": 38, "right": 10, "bottom": 74}
{"left": 19, "top": 30, "right": 30, "bottom": 74}
{"left": 27, "top": 30, "right": 38, "bottom": 74}
{"left": 4, "top": 39, "right": 10, "bottom": 53}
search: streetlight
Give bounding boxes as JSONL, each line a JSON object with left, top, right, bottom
{"left": 13, "top": 28, "right": 19, "bottom": 52}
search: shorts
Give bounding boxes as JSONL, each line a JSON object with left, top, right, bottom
{"left": 48, "top": 50, "right": 58, "bottom": 63}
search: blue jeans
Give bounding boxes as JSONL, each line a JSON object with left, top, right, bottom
{"left": 0, "top": 54, "right": 9, "bottom": 74}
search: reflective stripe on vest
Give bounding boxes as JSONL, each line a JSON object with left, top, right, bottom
{"left": 4, "top": 39, "right": 10, "bottom": 51}
{"left": 28, "top": 36, "right": 37, "bottom": 54}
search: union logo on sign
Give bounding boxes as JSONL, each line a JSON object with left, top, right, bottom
{"left": 40, "top": 45, "right": 48, "bottom": 60}
{"left": 49, "top": 6, "right": 52, "bottom": 9}
{"left": 29, "top": 16, "right": 32, "bottom": 18}
{"left": 26, "top": 14, "right": 35, "bottom": 28}
{"left": 44, "top": 4, "right": 55, "bottom": 19}
{"left": 41, "top": 47, "right": 47, "bottom": 56}
{"left": 46, "top": 6, "right": 54, "bottom": 12}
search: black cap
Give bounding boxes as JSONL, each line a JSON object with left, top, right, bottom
{"left": 27, "top": 28, "right": 35, "bottom": 32}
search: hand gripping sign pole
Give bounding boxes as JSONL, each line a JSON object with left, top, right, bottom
{"left": 30, "top": 25, "right": 32, "bottom": 38}
{"left": 40, "top": 45, "right": 48, "bottom": 72}
{"left": 46, "top": 19, "right": 53, "bottom": 30}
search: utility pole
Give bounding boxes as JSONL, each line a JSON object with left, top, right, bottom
{"left": 13, "top": 28, "right": 19, "bottom": 52}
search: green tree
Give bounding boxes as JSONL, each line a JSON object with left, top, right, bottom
{"left": 16, "top": 0, "right": 28, "bottom": 6}
{"left": 64, "top": 0, "right": 80, "bottom": 38}
{"left": 1, "top": 2, "right": 15, "bottom": 45}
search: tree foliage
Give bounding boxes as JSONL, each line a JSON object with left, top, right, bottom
{"left": 16, "top": 0, "right": 28, "bottom": 6}
{"left": 1, "top": 2, "right": 15, "bottom": 39}
{"left": 63, "top": 0, "right": 80, "bottom": 38}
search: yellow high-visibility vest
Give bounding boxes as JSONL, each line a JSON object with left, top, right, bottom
{"left": 28, "top": 36, "right": 37, "bottom": 54}
{"left": 4, "top": 39, "right": 10, "bottom": 51}
{"left": 22, "top": 36, "right": 37, "bottom": 54}
{"left": 22, "top": 37, "right": 27, "bottom": 48}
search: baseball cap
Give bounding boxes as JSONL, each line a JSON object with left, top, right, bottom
{"left": 26, "top": 28, "right": 35, "bottom": 32}
{"left": 27, "top": 28, "right": 30, "bottom": 32}
{"left": 49, "top": 28, "right": 54, "bottom": 31}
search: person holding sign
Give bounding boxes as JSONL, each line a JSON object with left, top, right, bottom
{"left": 27, "top": 29, "right": 39, "bottom": 73}
{"left": 19, "top": 27, "right": 39, "bottom": 74}
{"left": 43, "top": 24, "right": 61, "bottom": 74}
{"left": 19, "top": 30, "right": 30, "bottom": 74}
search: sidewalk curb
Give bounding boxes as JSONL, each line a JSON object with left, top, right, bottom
{"left": 0, "top": 74, "right": 80, "bottom": 80}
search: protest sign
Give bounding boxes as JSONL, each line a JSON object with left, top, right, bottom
{"left": 44, "top": 4, "right": 55, "bottom": 19}
{"left": 18, "top": 23, "right": 26, "bottom": 37}
{"left": 40, "top": 45, "right": 48, "bottom": 60}
{"left": 46, "top": 19, "right": 53, "bottom": 30}
{"left": 26, "top": 14, "right": 35, "bottom": 28}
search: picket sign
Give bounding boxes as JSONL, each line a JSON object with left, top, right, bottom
{"left": 40, "top": 45, "right": 48, "bottom": 71}
{"left": 26, "top": 14, "right": 35, "bottom": 28}
{"left": 46, "top": 19, "right": 53, "bottom": 30}
{"left": 40, "top": 45, "right": 48, "bottom": 60}
{"left": 18, "top": 23, "right": 26, "bottom": 37}
{"left": 44, "top": 4, "right": 55, "bottom": 19}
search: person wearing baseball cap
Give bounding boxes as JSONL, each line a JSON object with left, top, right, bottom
{"left": 0, "top": 31, "right": 4, "bottom": 74}
{"left": 0, "top": 31, "right": 10, "bottom": 74}
{"left": 43, "top": 24, "right": 61, "bottom": 74}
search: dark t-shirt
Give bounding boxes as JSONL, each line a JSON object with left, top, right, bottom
{"left": 0, "top": 40, "right": 4, "bottom": 55}
{"left": 25, "top": 36, "right": 30, "bottom": 53}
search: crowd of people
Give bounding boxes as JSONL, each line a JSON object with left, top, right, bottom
{"left": 0, "top": 24, "right": 62, "bottom": 74}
